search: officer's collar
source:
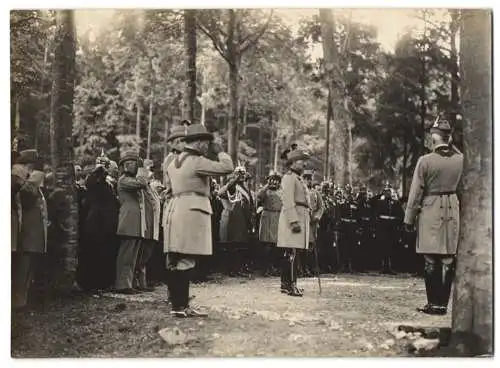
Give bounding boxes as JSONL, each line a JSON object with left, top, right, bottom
{"left": 433, "top": 143, "right": 450, "bottom": 151}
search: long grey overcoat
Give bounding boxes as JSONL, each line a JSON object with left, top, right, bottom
{"left": 404, "top": 145, "right": 464, "bottom": 255}
{"left": 163, "top": 152, "right": 234, "bottom": 255}
{"left": 277, "top": 171, "right": 310, "bottom": 250}
{"left": 256, "top": 187, "right": 282, "bottom": 244}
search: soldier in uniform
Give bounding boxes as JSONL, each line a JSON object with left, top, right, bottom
{"left": 115, "top": 150, "right": 148, "bottom": 295}
{"left": 404, "top": 119, "right": 464, "bottom": 315}
{"left": 338, "top": 184, "right": 359, "bottom": 273}
{"left": 255, "top": 172, "right": 282, "bottom": 275}
{"left": 373, "top": 183, "right": 404, "bottom": 274}
{"left": 300, "top": 169, "right": 324, "bottom": 276}
{"left": 163, "top": 124, "right": 233, "bottom": 317}
{"left": 356, "top": 185, "right": 374, "bottom": 272}
{"left": 12, "top": 149, "right": 48, "bottom": 309}
{"left": 277, "top": 148, "right": 311, "bottom": 297}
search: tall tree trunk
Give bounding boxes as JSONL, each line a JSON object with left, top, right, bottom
{"left": 449, "top": 9, "right": 493, "bottom": 356}
{"left": 347, "top": 121, "right": 353, "bottom": 186}
{"left": 402, "top": 132, "right": 408, "bottom": 197}
{"left": 146, "top": 89, "right": 154, "bottom": 160}
{"left": 319, "top": 9, "right": 347, "bottom": 186}
{"left": 135, "top": 102, "right": 141, "bottom": 138}
{"left": 227, "top": 9, "right": 240, "bottom": 165}
{"left": 419, "top": 13, "right": 427, "bottom": 156}
{"left": 184, "top": 9, "right": 197, "bottom": 123}
{"left": 449, "top": 9, "right": 462, "bottom": 150}
{"left": 49, "top": 10, "right": 78, "bottom": 290}
{"left": 324, "top": 88, "right": 332, "bottom": 179}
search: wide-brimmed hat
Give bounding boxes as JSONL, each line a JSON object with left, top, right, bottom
{"left": 16, "top": 149, "right": 38, "bottom": 164}
{"left": 286, "top": 149, "right": 309, "bottom": 164}
{"left": 184, "top": 124, "right": 214, "bottom": 142}
{"left": 167, "top": 125, "right": 187, "bottom": 142}
{"left": 119, "top": 150, "right": 141, "bottom": 166}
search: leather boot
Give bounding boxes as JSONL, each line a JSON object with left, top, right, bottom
{"left": 435, "top": 262, "right": 455, "bottom": 314}
{"left": 417, "top": 260, "right": 441, "bottom": 314}
{"left": 280, "top": 256, "right": 291, "bottom": 293}
{"left": 168, "top": 271, "right": 184, "bottom": 314}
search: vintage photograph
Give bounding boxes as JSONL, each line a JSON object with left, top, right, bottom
{"left": 10, "top": 7, "right": 493, "bottom": 358}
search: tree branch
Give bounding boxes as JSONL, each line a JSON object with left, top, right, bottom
{"left": 239, "top": 10, "right": 274, "bottom": 55}
{"left": 196, "top": 19, "right": 230, "bottom": 63}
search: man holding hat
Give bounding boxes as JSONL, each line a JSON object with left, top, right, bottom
{"left": 115, "top": 150, "right": 148, "bottom": 294}
{"left": 12, "top": 149, "right": 48, "bottom": 309}
{"left": 404, "top": 118, "right": 464, "bottom": 315}
{"left": 163, "top": 124, "right": 233, "bottom": 317}
{"left": 277, "top": 148, "right": 311, "bottom": 297}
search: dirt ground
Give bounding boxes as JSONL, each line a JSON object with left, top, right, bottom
{"left": 11, "top": 273, "right": 452, "bottom": 358}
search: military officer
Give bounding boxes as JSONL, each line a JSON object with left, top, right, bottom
{"left": 373, "top": 182, "right": 404, "bottom": 274}
{"left": 301, "top": 169, "right": 324, "bottom": 276}
{"left": 277, "top": 148, "right": 311, "bottom": 297}
{"left": 163, "top": 124, "right": 233, "bottom": 317}
{"left": 404, "top": 119, "right": 464, "bottom": 315}
{"left": 12, "top": 149, "right": 48, "bottom": 309}
{"left": 356, "top": 185, "right": 374, "bottom": 272}
{"left": 338, "top": 184, "right": 359, "bottom": 273}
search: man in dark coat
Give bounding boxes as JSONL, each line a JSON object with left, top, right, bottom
{"left": 404, "top": 119, "right": 464, "bottom": 315}
{"left": 356, "top": 185, "right": 375, "bottom": 272}
{"left": 76, "top": 155, "right": 120, "bottom": 292}
{"left": 338, "top": 185, "right": 359, "bottom": 273}
{"left": 373, "top": 183, "right": 404, "bottom": 274}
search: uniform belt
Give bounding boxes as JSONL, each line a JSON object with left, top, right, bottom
{"left": 341, "top": 218, "right": 357, "bottom": 223}
{"left": 295, "top": 202, "right": 309, "bottom": 208}
{"left": 425, "top": 191, "right": 456, "bottom": 197}
{"left": 379, "top": 215, "right": 397, "bottom": 220}
{"left": 174, "top": 191, "right": 208, "bottom": 198}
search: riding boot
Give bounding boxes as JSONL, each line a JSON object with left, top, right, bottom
{"left": 417, "top": 259, "right": 441, "bottom": 314}
{"left": 288, "top": 250, "right": 303, "bottom": 297}
{"left": 436, "top": 262, "right": 455, "bottom": 314}
{"left": 280, "top": 254, "right": 291, "bottom": 293}
{"left": 168, "top": 271, "right": 183, "bottom": 314}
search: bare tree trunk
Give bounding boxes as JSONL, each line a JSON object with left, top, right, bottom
{"left": 49, "top": 10, "right": 78, "bottom": 290}
{"left": 449, "top": 9, "right": 462, "bottom": 150}
{"left": 184, "top": 9, "right": 197, "bottom": 123}
{"left": 135, "top": 102, "right": 141, "bottom": 138}
{"left": 419, "top": 12, "right": 427, "bottom": 156}
{"left": 324, "top": 88, "right": 332, "bottom": 179}
{"left": 449, "top": 9, "right": 493, "bottom": 356}
{"left": 319, "top": 9, "right": 347, "bottom": 186}
{"left": 146, "top": 89, "right": 154, "bottom": 160}
{"left": 402, "top": 133, "right": 408, "bottom": 197}
{"left": 347, "top": 121, "right": 353, "bottom": 186}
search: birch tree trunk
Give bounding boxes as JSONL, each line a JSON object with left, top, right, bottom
{"left": 449, "top": 9, "right": 493, "bottom": 356}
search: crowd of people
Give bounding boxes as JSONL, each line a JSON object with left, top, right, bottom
{"left": 12, "top": 119, "right": 460, "bottom": 318}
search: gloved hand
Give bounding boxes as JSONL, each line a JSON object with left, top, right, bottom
{"left": 290, "top": 221, "right": 301, "bottom": 233}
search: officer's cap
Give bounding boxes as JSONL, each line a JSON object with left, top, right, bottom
{"left": 430, "top": 119, "right": 452, "bottom": 137}
{"left": 16, "top": 149, "right": 38, "bottom": 164}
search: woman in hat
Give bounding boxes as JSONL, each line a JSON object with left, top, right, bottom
{"left": 163, "top": 124, "right": 233, "bottom": 317}
{"left": 277, "top": 149, "right": 311, "bottom": 297}
{"left": 255, "top": 171, "right": 283, "bottom": 276}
